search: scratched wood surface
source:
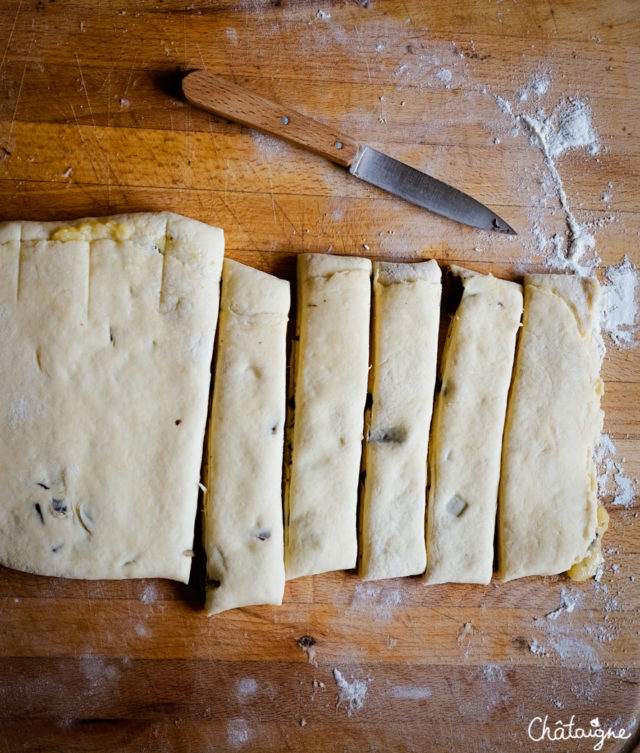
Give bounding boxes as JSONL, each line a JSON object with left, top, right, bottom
{"left": 0, "top": 1, "right": 639, "bottom": 751}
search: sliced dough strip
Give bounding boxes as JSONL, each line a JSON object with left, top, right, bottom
{"left": 284, "top": 253, "right": 371, "bottom": 580}
{"left": 424, "top": 266, "right": 522, "bottom": 585}
{"left": 498, "top": 273, "right": 604, "bottom": 581}
{"left": 205, "top": 259, "right": 290, "bottom": 614}
{"left": 0, "top": 212, "right": 223, "bottom": 583}
{"left": 360, "top": 260, "right": 441, "bottom": 581}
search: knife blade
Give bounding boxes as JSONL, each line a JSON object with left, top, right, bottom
{"left": 182, "top": 70, "right": 516, "bottom": 235}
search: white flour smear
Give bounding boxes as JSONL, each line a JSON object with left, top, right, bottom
{"left": 519, "top": 99, "right": 600, "bottom": 274}
{"left": 333, "top": 668, "right": 369, "bottom": 716}
{"left": 489, "top": 80, "right": 606, "bottom": 274}
{"left": 596, "top": 434, "right": 636, "bottom": 508}
{"left": 385, "top": 685, "right": 432, "bottom": 700}
{"left": 530, "top": 587, "right": 607, "bottom": 670}
{"left": 601, "top": 256, "right": 639, "bottom": 348}
{"left": 544, "top": 587, "right": 580, "bottom": 620}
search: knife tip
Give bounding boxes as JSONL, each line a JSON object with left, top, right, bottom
{"left": 491, "top": 215, "right": 517, "bottom": 235}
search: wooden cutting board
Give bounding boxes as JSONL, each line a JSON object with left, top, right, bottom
{"left": 0, "top": 1, "right": 638, "bottom": 751}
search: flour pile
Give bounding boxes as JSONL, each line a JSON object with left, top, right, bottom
{"left": 333, "top": 668, "right": 369, "bottom": 716}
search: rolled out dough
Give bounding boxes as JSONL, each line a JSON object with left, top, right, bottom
{"left": 204, "top": 259, "right": 290, "bottom": 614}
{"left": 284, "top": 253, "right": 371, "bottom": 580}
{"left": 0, "top": 212, "right": 223, "bottom": 582}
{"left": 360, "top": 260, "right": 441, "bottom": 581}
{"left": 498, "top": 273, "right": 604, "bottom": 581}
{"left": 424, "top": 267, "right": 522, "bottom": 585}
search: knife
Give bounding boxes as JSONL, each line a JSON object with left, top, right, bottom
{"left": 182, "top": 70, "right": 516, "bottom": 234}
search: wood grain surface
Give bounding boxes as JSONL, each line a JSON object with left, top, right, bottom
{"left": 0, "top": 1, "right": 639, "bottom": 751}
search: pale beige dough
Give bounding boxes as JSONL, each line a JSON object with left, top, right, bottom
{"left": 204, "top": 259, "right": 290, "bottom": 614}
{"left": 424, "top": 267, "right": 522, "bottom": 585}
{"left": 0, "top": 212, "right": 223, "bottom": 582}
{"left": 360, "top": 260, "right": 441, "bottom": 581}
{"left": 284, "top": 253, "right": 371, "bottom": 580}
{"left": 498, "top": 273, "right": 604, "bottom": 581}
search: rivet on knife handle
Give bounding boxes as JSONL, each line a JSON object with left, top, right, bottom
{"left": 182, "top": 70, "right": 360, "bottom": 168}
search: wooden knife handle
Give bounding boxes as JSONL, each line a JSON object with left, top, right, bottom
{"left": 182, "top": 70, "right": 360, "bottom": 168}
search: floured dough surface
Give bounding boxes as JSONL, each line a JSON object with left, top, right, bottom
{"left": 0, "top": 212, "right": 223, "bottom": 582}
{"left": 284, "top": 253, "right": 371, "bottom": 580}
{"left": 499, "top": 273, "right": 603, "bottom": 581}
{"left": 424, "top": 267, "right": 522, "bottom": 585}
{"left": 205, "top": 259, "right": 289, "bottom": 614}
{"left": 360, "top": 260, "right": 441, "bottom": 580}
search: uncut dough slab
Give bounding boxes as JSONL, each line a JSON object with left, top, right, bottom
{"left": 360, "top": 260, "right": 441, "bottom": 581}
{"left": 424, "top": 267, "right": 522, "bottom": 585}
{"left": 499, "top": 273, "right": 604, "bottom": 581}
{"left": 285, "top": 253, "right": 371, "bottom": 580}
{"left": 205, "top": 259, "right": 289, "bottom": 615}
{"left": 0, "top": 212, "right": 223, "bottom": 582}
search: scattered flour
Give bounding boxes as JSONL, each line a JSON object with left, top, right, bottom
{"left": 519, "top": 100, "right": 599, "bottom": 273}
{"left": 385, "top": 685, "right": 432, "bottom": 699}
{"left": 78, "top": 657, "right": 120, "bottom": 695}
{"left": 596, "top": 434, "right": 636, "bottom": 508}
{"left": 492, "top": 88, "right": 603, "bottom": 274}
{"left": 530, "top": 74, "right": 550, "bottom": 97}
{"left": 601, "top": 256, "right": 639, "bottom": 348}
{"left": 494, "top": 95, "right": 512, "bottom": 116}
{"left": 226, "top": 718, "right": 250, "bottom": 749}
{"left": 350, "top": 582, "right": 403, "bottom": 621}
{"left": 139, "top": 584, "right": 157, "bottom": 603}
{"left": 612, "top": 471, "right": 635, "bottom": 508}
{"left": 594, "top": 561, "right": 605, "bottom": 582}
{"left": 333, "top": 668, "right": 369, "bottom": 716}
{"left": 435, "top": 67, "right": 452, "bottom": 84}
{"left": 481, "top": 664, "right": 507, "bottom": 682}
{"left": 528, "top": 639, "right": 547, "bottom": 656}
{"left": 236, "top": 678, "right": 258, "bottom": 700}
{"left": 544, "top": 587, "right": 580, "bottom": 619}
{"left": 532, "top": 625, "right": 602, "bottom": 669}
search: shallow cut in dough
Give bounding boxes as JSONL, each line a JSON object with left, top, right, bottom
{"left": 284, "top": 253, "right": 371, "bottom": 580}
{"left": 498, "top": 273, "right": 604, "bottom": 581}
{"left": 360, "top": 260, "right": 441, "bottom": 581}
{"left": 204, "top": 259, "right": 290, "bottom": 614}
{"left": 0, "top": 212, "right": 223, "bottom": 582}
{"left": 424, "top": 266, "right": 522, "bottom": 585}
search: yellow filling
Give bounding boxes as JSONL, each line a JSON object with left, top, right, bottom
{"left": 51, "top": 220, "right": 133, "bottom": 243}
{"left": 567, "top": 504, "right": 610, "bottom": 581}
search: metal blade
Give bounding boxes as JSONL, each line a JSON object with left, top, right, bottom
{"left": 349, "top": 146, "right": 516, "bottom": 234}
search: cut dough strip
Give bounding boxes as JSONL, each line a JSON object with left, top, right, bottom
{"left": 0, "top": 213, "right": 224, "bottom": 583}
{"left": 498, "top": 273, "right": 604, "bottom": 581}
{"left": 360, "top": 261, "right": 441, "bottom": 581}
{"left": 204, "top": 259, "right": 290, "bottom": 614}
{"left": 284, "top": 253, "right": 371, "bottom": 580}
{"left": 424, "top": 266, "right": 522, "bottom": 585}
